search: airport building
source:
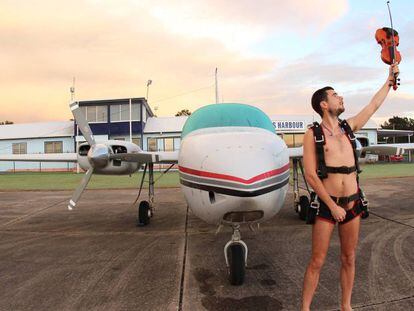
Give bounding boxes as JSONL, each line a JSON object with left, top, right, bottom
{"left": 0, "top": 98, "right": 412, "bottom": 172}
{"left": 0, "top": 121, "right": 75, "bottom": 172}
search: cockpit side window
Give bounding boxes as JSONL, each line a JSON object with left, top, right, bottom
{"left": 78, "top": 145, "right": 90, "bottom": 156}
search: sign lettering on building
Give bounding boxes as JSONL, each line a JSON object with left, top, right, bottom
{"left": 272, "top": 120, "right": 306, "bottom": 131}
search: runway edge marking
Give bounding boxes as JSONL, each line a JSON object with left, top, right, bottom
{"left": 178, "top": 204, "right": 189, "bottom": 311}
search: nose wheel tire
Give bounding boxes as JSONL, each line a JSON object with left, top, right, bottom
{"left": 227, "top": 243, "right": 246, "bottom": 286}
{"left": 224, "top": 225, "right": 248, "bottom": 286}
{"left": 137, "top": 200, "right": 151, "bottom": 226}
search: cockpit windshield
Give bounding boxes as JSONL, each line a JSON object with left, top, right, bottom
{"left": 181, "top": 103, "right": 275, "bottom": 138}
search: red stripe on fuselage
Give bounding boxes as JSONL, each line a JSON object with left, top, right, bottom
{"left": 178, "top": 163, "right": 289, "bottom": 185}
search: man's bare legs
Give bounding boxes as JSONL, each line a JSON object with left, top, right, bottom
{"left": 302, "top": 218, "right": 335, "bottom": 311}
{"left": 338, "top": 215, "right": 361, "bottom": 311}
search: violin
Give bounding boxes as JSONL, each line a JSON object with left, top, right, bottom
{"left": 375, "top": 1, "right": 401, "bottom": 90}
{"left": 375, "top": 27, "right": 401, "bottom": 65}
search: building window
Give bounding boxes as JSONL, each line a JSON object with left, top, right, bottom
{"left": 131, "top": 104, "right": 140, "bottom": 120}
{"left": 132, "top": 137, "right": 141, "bottom": 147}
{"left": 294, "top": 134, "right": 304, "bottom": 147}
{"left": 142, "top": 107, "right": 147, "bottom": 121}
{"left": 281, "top": 133, "right": 304, "bottom": 147}
{"left": 164, "top": 138, "right": 174, "bottom": 151}
{"left": 113, "top": 137, "right": 125, "bottom": 141}
{"left": 110, "top": 105, "right": 121, "bottom": 122}
{"left": 96, "top": 106, "right": 107, "bottom": 122}
{"left": 120, "top": 104, "right": 129, "bottom": 120}
{"left": 12, "top": 142, "right": 27, "bottom": 154}
{"left": 81, "top": 105, "right": 107, "bottom": 123}
{"left": 148, "top": 138, "right": 157, "bottom": 151}
{"left": 283, "top": 134, "right": 295, "bottom": 147}
{"left": 44, "top": 141, "right": 63, "bottom": 153}
{"left": 110, "top": 103, "right": 141, "bottom": 122}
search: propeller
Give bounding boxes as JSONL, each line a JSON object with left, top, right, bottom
{"left": 67, "top": 101, "right": 160, "bottom": 210}
{"left": 68, "top": 101, "right": 102, "bottom": 210}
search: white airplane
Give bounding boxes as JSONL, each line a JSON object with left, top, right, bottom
{"left": 0, "top": 102, "right": 410, "bottom": 285}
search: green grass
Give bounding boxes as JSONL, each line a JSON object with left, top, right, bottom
{"left": 0, "top": 163, "right": 413, "bottom": 190}
{"left": 0, "top": 171, "right": 180, "bottom": 190}
{"left": 359, "top": 162, "right": 414, "bottom": 179}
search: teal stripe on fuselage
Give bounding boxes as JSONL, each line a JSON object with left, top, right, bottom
{"left": 181, "top": 103, "right": 275, "bottom": 138}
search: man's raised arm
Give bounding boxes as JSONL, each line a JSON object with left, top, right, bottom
{"left": 348, "top": 64, "right": 399, "bottom": 132}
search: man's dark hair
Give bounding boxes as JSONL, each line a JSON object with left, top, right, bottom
{"left": 311, "top": 86, "right": 333, "bottom": 117}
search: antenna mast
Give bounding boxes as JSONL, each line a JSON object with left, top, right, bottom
{"left": 70, "top": 77, "right": 76, "bottom": 102}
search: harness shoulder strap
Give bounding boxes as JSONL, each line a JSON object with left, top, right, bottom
{"left": 339, "top": 119, "right": 362, "bottom": 175}
{"left": 310, "top": 122, "right": 328, "bottom": 179}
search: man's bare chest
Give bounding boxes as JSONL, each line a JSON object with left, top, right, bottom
{"left": 323, "top": 134, "right": 354, "bottom": 158}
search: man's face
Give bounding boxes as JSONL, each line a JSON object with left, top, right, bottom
{"left": 324, "top": 89, "right": 344, "bottom": 117}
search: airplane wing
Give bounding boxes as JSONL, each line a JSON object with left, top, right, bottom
{"left": 153, "top": 151, "right": 179, "bottom": 163}
{"left": 109, "top": 151, "right": 179, "bottom": 164}
{"left": 363, "top": 145, "right": 405, "bottom": 156}
{"left": 286, "top": 143, "right": 406, "bottom": 159}
{"left": 377, "top": 143, "right": 414, "bottom": 151}
{"left": 0, "top": 153, "right": 78, "bottom": 162}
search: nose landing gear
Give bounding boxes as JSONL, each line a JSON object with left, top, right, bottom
{"left": 224, "top": 225, "right": 248, "bottom": 285}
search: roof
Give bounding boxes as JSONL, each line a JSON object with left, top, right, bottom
{"left": 0, "top": 121, "right": 74, "bottom": 140}
{"left": 144, "top": 116, "right": 188, "bottom": 133}
{"left": 78, "top": 97, "right": 154, "bottom": 117}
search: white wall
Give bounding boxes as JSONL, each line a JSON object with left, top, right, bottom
{"left": 0, "top": 137, "right": 75, "bottom": 172}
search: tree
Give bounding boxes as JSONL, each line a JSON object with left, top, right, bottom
{"left": 0, "top": 120, "right": 13, "bottom": 125}
{"left": 381, "top": 116, "right": 414, "bottom": 130}
{"left": 380, "top": 116, "right": 414, "bottom": 144}
{"left": 175, "top": 109, "right": 191, "bottom": 117}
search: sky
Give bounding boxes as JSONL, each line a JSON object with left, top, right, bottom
{"left": 1, "top": 0, "right": 413, "bottom": 126}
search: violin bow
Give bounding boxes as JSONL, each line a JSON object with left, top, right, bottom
{"left": 386, "top": 0, "right": 400, "bottom": 89}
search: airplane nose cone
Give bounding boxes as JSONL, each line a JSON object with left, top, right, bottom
{"left": 88, "top": 144, "right": 109, "bottom": 168}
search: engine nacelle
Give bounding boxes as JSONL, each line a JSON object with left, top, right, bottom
{"left": 77, "top": 140, "right": 141, "bottom": 175}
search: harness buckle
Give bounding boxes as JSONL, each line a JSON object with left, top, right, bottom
{"left": 310, "top": 201, "right": 320, "bottom": 209}
{"left": 361, "top": 199, "right": 369, "bottom": 207}
{"left": 348, "top": 134, "right": 356, "bottom": 141}
{"left": 310, "top": 201, "right": 320, "bottom": 216}
{"left": 314, "top": 136, "right": 325, "bottom": 143}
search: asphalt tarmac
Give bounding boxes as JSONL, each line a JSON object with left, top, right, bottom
{"left": 0, "top": 177, "right": 413, "bottom": 310}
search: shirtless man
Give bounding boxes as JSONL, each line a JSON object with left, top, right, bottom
{"left": 301, "top": 64, "right": 399, "bottom": 311}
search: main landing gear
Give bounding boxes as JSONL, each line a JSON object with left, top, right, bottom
{"left": 224, "top": 225, "right": 248, "bottom": 285}
{"left": 135, "top": 162, "right": 175, "bottom": 226}
{"left": 136, "top": 163, "right": 155, "bottom": 226}
{"left": 292, "top": 158, "right": 312, "bottom": 221}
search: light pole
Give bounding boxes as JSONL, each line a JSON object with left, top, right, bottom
{"left": 70, "top": 77, "right": 80, "bottom": 174}
{"left": 146, "top": 79, "right": 152, "bottom": 102}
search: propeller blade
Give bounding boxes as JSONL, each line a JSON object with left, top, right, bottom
{"left": 68, "top": 168, "right": 94, "bottom": 210}
{"left": 70, "top": 101, "right": 96, "bottom": 146}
